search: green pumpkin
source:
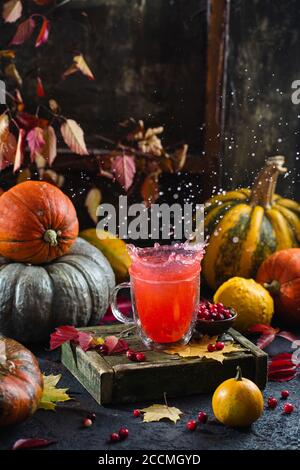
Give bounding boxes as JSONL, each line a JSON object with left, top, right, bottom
{"left": 203, "top": 156, "right": 300, "bottom": 290}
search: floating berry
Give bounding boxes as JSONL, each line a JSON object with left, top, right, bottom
{"left": 283, "top": 403, "right": 294, "bottom": 414}
{"left": 110, "top": 432, "right": 120, "bottom": 442}
{"left": 136, "top": 352, "right": 146, "bottom": 362}
{"left": 126, "top": 350, "right": 137, "bottom": 361}
{"left": 215, "top": 341, "right": 224, "bottom": 351}
{"left": 118, "top": 427, "right": 129, "bottom": 440}
{"left": 207, "top": 343, "right": 216, "bottom": 352}
{"left": 186, "top": 420, "right": 197, "bottom": 431}
{"left": 97, "top": 344, "right": 109, "bottom": 355}
{"left": 133, "top": 409, "right": 141, "bottom": 417}
{"left": 267, "top": 397, "right": 278, "bottom": 409}
{"left": 82, "top": 418, "right": 93, "bottom": 428}
{"left": 197, "top": 411, "right": 208, "bottom": 424}
{"left": 281, "top": 390, "right": 289, "bottom": 399}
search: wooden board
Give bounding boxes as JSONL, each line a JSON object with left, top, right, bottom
{"left": 61, "top": 324, "right": 268, "bottom": 405}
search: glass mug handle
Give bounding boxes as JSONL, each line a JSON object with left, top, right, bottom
{"left": 111, "top": 282, "right": 135, "bottom": 325}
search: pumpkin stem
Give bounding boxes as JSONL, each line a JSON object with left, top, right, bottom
{"left": 44, "top": 229, "right": 58, "bottom": 247}
{"left": 264, "top": 280, "right": 281, "bottom": 295}
{"left": 235, "top": 366, "right": 243, "bottom": 381}
{"left": 250, "top": 156, "right": 287, "bottom": 209}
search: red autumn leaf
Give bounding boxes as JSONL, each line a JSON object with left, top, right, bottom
{"left": 12, "top": 438, "right": 56, "bottom": 450}
{"left": 13, "top": 128, "right": 25, "bottom": 173}
{"left": 10, "top": 17, "right": 36, "bottom": 46}
{"left": 50, "top": 325, "right": 79, "bottom": 350}
{"left": 33, "top": 0, "right": 53, "bottom": 5}
{"left": 16, "top": 112, "right": 48, "bottom": 130}
{"left": 268, "top": 353, "right": 300, "bottom": 382}
{"left": 112, "top": 338, "right": 129, "bottom": 353}
{"left": 248, "top": 324, "right": 278, "bottom": 335}
{"left": 35, "top": 17, "right": 50, "bottom": 47}
{"left": 36, "top": 77, "right": 45, "bottom": 97}
{"left": 277, "top": 331, "right": 299, "bottom": 343}
{"left": 104, "top": 335, "right": 129, "bottom": 354}
{"left": 43, "top": 125, "right": 57, "bottom": 166}
{"left": 26, "top": 126, "right": 45, "bottom": 162}
{"left": 77, "top": 331, "right": 93, "bottom": 352}
{"left": 257, "top": 333, "right": 277, "bottom": 350}
{"left": 3, "top": 0, "right": 22, "bottom": 23}
{"left": 111, "top": 154, "right": 136, "bottom": 191}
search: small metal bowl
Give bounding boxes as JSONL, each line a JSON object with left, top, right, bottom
{"left": 195, "top": 311, "right": 237, "bottom": 336}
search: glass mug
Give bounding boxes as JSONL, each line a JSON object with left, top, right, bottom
{"left": 111, "top": 243, "right": 204, "bottom": 350}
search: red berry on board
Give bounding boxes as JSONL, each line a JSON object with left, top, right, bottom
{"left": 135, "top": 352, "right": 146, "bottom": 362}
{"left": 118, "top": 427, "right": 129, "bottom": 440}
{"left": 110, "top": 432, "right": 120, "bottom": 442}
{"left": 126, "top": 350, "right": 137, "bottom": 361}
{"left": 97, "top": 344, "right": 109, "bottom": 355}
{"left": 207, "top": 343, "right": 216, "bottom": 352}
{"left": 197, "top": 411, "right": 208, "bottom": 424}
{"left": 267, "top": 397, "right": 278, "bottom": 409}
{"left": 281, "top": 390, "right": 289, "bottom": 399}
{"left": 186, "top": 420, "right": 197, "bottom": 431}
{"left": 215, "top": 341, "right": 224, "bottom": 351}
{"left": 283, "top": 403, "right": 294, "bottom": 414}
{"left": 82, "top": 418, "right": 93, "bottom": 428}
{"left": 133, "top": 409, "right": 141, "bottom": 417}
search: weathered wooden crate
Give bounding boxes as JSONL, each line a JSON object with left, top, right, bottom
{"left": 61, "top": 324, "right": 268, "bottom": 405}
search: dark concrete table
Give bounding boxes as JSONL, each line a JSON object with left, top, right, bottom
{"left": 1, "top": 335, "right": 299, "bottom": 451}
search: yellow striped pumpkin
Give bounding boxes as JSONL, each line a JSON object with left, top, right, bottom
{"left": 203, "top": 156, "right": 300, "bottom": 290}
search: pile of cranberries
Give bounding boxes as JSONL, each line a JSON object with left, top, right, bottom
{"left": 197, "top": 301, "right": 235, "bottom": 322}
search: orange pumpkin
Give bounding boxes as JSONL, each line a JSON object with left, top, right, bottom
{"left": 0, "top": 181, "right": 79, "bottom": 264}
{"left": 0, "top": 337, "right": 43, "bottom": 427}
{"left": 257, "top": 248, "right": 300, "bottom": 326}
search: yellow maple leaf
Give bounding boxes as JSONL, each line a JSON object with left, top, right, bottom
{"left": 164, "top": 336, "right": 244, "bottom": 363}
{"left": 93, "top": 336, "right": 105, "bottom": 345}
{"left": 140, "top": 404, "right": 182, "bottom": 424}
{"left": 38, "top": 374, "right": 72, "bottom": 411}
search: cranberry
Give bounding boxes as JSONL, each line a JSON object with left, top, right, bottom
{"left": 97, "top": 344, "right": 109, "bottom": 355}
{"left": 281, "top": 390, "right": 289, "bottom": 399}
{"left": 267, "top": 397, "right": 278, "bottom": 409}
{"left": 203, "top": 311, "right": 211, "bottom": 320}
{"left": 216, "top": 302, "right": 224, "bottom": 312}
{"left": 110, "top": 432, "right": 120, "bottom": 442}
{"left": 207, "top": 343, "right": 216, "bottom": 352}
{"left": 224, "top": 310, "right": 232, "bottom": 319}
{"left": 126, "top": 350, "right": 137, "bottom": 361}
{"left": 283, "top": 403, "right": 294, "bottom": 414}
{"left": 197, "top": 411, "right": 208, "bottom": 424}
{"left": 135, "top": 352, "right": 146, "bottom": 362}
{"left": 186, "top": 420, "right": 197, "bottom": 431}
{"left": 215, "top": 341, "right": 224, "bottom": 351}
{"left": 118, "top": 427, "right": 129, "bottom": 440}
{"left": 82, "top": 418, "right": 93, "bottom": 428}
{"left": 133, "top": 409, "right": 141, "bottom": 417}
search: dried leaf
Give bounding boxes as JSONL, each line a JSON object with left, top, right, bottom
{"left": 13, "top": 128, "right": 25, "bottom": 173}
{"left": 16, "top": 111, "right": 48, "bottom": 130}
{"left": 14, "top": 89, "right": 24, "bottom": 111}
{"left": 49, "top": 98, "right": 60, "bottom": 114}
{"left": 140, "top": 404, "right": 182, "bottom": 424}
{"left": 257, "top": 334, "right": 277, "bottom": 350}
{"left": 85, "top": 187, "right": 101, "bottom": 224}
{"left": 12, "top": 438, "right": 55, "bottom": 450}
{"left": 4, "top": 63, "right": 22, "bottom": 87}
{"left": 248, "top": 324, "right": 278, "bottom": 335}
{"left": 104, "top": 335, "right": 118, "bottom": 354}
{"left": 50, "top": 325, "right": 79, "bottom": 350}
{"left": 61, "top": 119, "right": 88, "bottom": 156}
{"left": 0, "top": 49, "right": 16, "bottom": 58}
{"left": 172, "top": 144, "right": 188, "bottom": 172}
{"left": 43, "top": 125, "right": 57, "bottom": 165}
{"left": 0, "top": 115, "right": 17, "bottom": 171}
{"left": 26, "top": 126, "right": 45, "bottom": 162}
{"left": 248, "top": 324, "right": 297, "bottom": 350}
{"left": 277, "top": 331, "right": 299, "bottom": 342}
{"left": 38, "top": 374, "right": 71, "bottom": 410}
{"left": 36, "top": 76, "right": 45, "bottom": 97}
{"left": 268, "top": 353, "right": 300, "bottom": 382}
{"left": 10, "top": 17, "right": 35, "bottom": 46}
{"left": 141, "top": 173, "right": 159, "bottom": 207}
{"left": 111, "top": 154, "right": 136, "bottom": 191}
{"left": 35, "top": 17, "right": 50, "bottom": 47}
{"left": 165, "top": 336, "right": 244, "bottom": 363}
{"left": 43, "top": 169, "right": 64, "bottom": 188}
{"left": 62, "top": 54, "right": 94, "bottom": 80}
{"left": 77, "top": 331, "right": 93, "bottom": 352}
{"left": 17, "top": 167, "right": 31, "bottom": 184}
{"left": 3, "top": 0, "right": 22, "bottom": 23}
{"left": 33, "top": 0, "right": 53, "bottom": 5}
{"left": 138, "top": 134, "right": 163, "bottom": 156}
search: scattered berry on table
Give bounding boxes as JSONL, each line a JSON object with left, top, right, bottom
{"left": 135, "top": 352, "right": 146, "bottom": 362}
{"left": 133, "top": 409, "right": 141, "bottom": 417}
{"left": 186, "top": 420, "right": 197, "bottom": 431}
{"left": 118, "top": 427, "right": 129, "bottom": 440}
{"left": 215, "top": 341, "right": 224, "bottom": 351}
{"left": 110, "top": 432, "right": 120, "bottom": 442}
{"left": 281, "top": 390, "right": 289, "bottom": 399}
{"left": 82, "top": 418, "right": 93, "bottom": 428}
{"left": 267, "top": 397, "right": 278, "bottom": 409}
{"left": 207, "top": 343, "right": 216, "bottom": 352}
{"left": 126, "top": 350, "right": 137, "bottom": 361}
{"left": 197, "top": 411, "right": 208, "bottom": 424}
{"left": 283, "top": 403, "right": 294, "bottom": 414}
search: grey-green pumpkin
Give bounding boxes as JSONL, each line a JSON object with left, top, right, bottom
{"left": 0, "top": 238, "right": 115, "bottom": 343}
